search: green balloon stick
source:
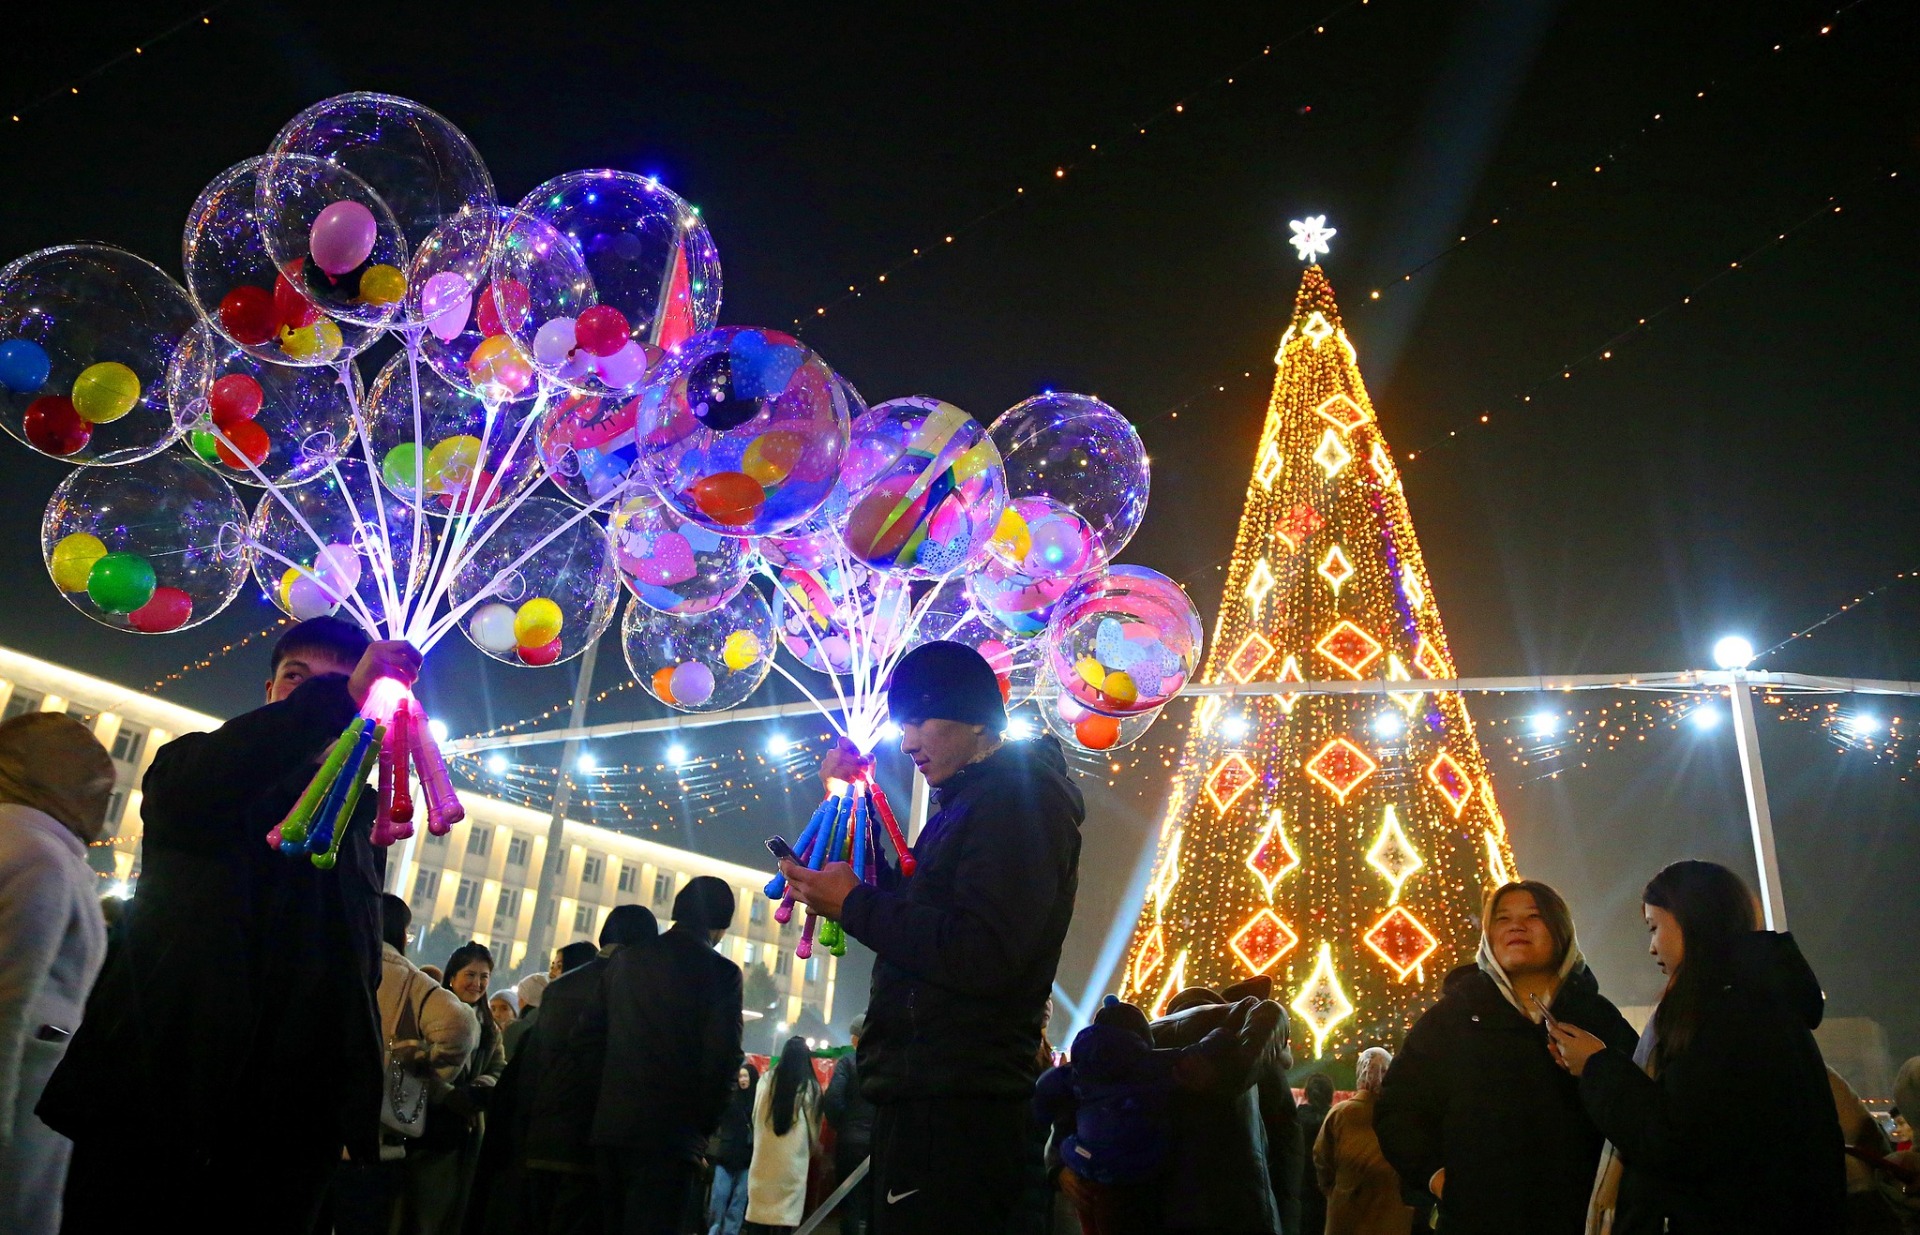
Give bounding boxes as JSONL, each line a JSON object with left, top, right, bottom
{"left": 281, "top": 719, "right": 365, "bottom": 849}
{"left": 313, "top": 723, "right": 384, "bottom": 871}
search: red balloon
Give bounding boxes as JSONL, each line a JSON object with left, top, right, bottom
{"left": 218, "top": 286, "right": 278, "bottom": 347}
{"left": 476, "top": 279, "right": 531, "bottom": 339}
{"left": 209, "top": 373, "right": 265, "bottom": 428}
{"left": 997, "top": 675, "right": 1012, "bottom": 705}
{"left": 687, "top": 472, "right": 766, "bottom": 526}
{"left": 274, "top": 263, "right": 322, "bottom": 330}
{"left": 215, "top": 420, "right": 271, "bottom": 469}
{"left": 128, "top": 586, "right": 193, "bottom": 633}
{"left": 23, "top": 396, "right": 92, "bottom": 456}
{"left": 1074, "top": 714, "right": 1121, "bottom": 751}
{"left": 516, "top": 637, "right": 563, "bottom": 666}
{"left": 573, "top": 305, "right": 631, "bottom": 357}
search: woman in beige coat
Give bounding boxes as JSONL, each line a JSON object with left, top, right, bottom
{"left": 746, "top": 1036, "right": 821, "bottom": 1232}
{"left": 1315, "top": 1047, "right": 1415, "bottom": 1235}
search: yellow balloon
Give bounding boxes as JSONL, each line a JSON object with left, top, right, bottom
{"left": 426, "top": 435, "right": 484, "bottom": 494}
{"left": 50, "top": 533, "right": 108, "bottom": 592}
{"left": 277, "top": 566, "right": 301, "bottom": 613}
{"left": 722, "top": 630, "right": 763, "bottom": 672}
{"left": 358, "top": 264, "right": 407, "bottom": 306}
{"left": 992, "top": 506, "right": 1031, "bottom": 561}
{"left": 280, "top": 320, "right": 344, "bottom": 363}
{"left": 514, "top": 596, "right": 564, "bottom": 647}
{"left": 1102, "top": 670, "right": 1138, "bottom": 706}
{"left": 70, "top": 362, "right": 141, "bottom": 423}
{"left": 952, "top": 439, "right": 998, "bottom": 483}
{"left": 1075, "top": 657, "right": 1106, "bottom": 692}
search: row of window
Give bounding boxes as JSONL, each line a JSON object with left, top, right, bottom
{"left": 439, "top": 828, "right": 686, "bottom": 908}
{"left": 0, "top": 688, "right": 150, "bottom": 764}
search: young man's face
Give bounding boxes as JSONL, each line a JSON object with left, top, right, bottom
{"left": 266, "top": 649, "right": 358, "bottom": 704}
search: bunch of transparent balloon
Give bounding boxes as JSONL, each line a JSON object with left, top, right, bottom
{"left": 0, "top": 92, "right": 1203, "bottom": 869}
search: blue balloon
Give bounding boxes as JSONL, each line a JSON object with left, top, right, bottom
{"left": 0, "top": 339, "right": 50, "bottom": 393}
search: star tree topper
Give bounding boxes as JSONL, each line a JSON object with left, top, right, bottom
{"left": 1289, "top": 215, "right": 1336, "bottom": 263}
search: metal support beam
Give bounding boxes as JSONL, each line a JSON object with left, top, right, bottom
{"left": 1728, "top": 678, "right": 1788, "bottom": 930}
{"left": 521, "top": 636, "right": 601, "bottom": 972}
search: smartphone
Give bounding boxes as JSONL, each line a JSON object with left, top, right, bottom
{"left": 1529, "top": 992, "right": 1559, "bottom": 1033}
{"left": 765, "top": 835, "right": 797, "bottom": 863}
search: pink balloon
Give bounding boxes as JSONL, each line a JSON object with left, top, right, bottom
{"left": 421, "top": 272, "right": 473, "bottom": 342}
{"left": 594, "top": 339, "right": 653, "bottom": 391}
{"left": 310, "top": 200, "right": 378, "bottom": 276}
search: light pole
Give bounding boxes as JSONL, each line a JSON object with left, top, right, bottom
{"left": 1714, "top": 636, "right": 1786, "bottom": 930}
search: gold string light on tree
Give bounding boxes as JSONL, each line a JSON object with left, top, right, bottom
{"left": 1118, "top": 228, "right": 1518, "bottom": 1058}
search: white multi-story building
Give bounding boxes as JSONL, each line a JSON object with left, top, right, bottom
{"left": 0, "top": 641, "right": 834, "bottom": 1027}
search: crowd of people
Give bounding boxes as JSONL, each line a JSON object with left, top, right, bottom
{"left": 1, "top": 618, "right": 1918, "bottom": 1235}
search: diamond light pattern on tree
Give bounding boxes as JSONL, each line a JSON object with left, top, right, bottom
{"left": 1119, "top": 263, "right": 1518, "bottom": 1053}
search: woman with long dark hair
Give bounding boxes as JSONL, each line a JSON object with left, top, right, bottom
{"left": 1375, "top": 879, "right": 1638, "bottom": 1234}
{"left": 400, "top": 941, "right": 506, "bottom": 1234}
{"left": 708, "top": 1060, "right": 761, "bottom": 1235}
{"left": 1551, "top": 860, "right": 1845, "bottom": 1233}
{"left": 745, "top": 1037, "right": 821, "bottom": 1233}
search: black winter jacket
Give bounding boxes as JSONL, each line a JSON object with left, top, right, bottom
{"left": 822, "top": 1052, "right": 875, "bottom": 1155}
{"left": 588, "top": 924, "right": 743, "bottom": 1157}
{"left": 711, "top": 1081, "right": 756, "bottom": 1172}
{"left": 38, "top": 674, "right": 384, "bottom": 1162}
{"left": 519, "top": 954, "right": 611, "bottom": 1168}
{"left": 1578, "top": 932, "right": 1844, "bottom": 1235}
{"left": 841, "top": 736, "right": 1083, "bottom": 1104}
{"left": 1149, "top": 1001, "right": 1298, "bottom": 1234}
{"left": 1375, "top": 962, "right": 1637, "bottom": 1235}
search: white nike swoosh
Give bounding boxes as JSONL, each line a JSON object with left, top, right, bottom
{"left": 886, "top": 1189, "right": 920, "bottom": 1205}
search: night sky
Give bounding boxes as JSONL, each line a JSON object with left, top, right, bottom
{"left": 3, "top": 1, "right": 1917, "bottom": 1063}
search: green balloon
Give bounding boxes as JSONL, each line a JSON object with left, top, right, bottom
{"left": 189, "top": 430, "right": 221, "bottom": 465}
{"left": 87, "top": 552, "right": 157, "bottom": 615}
{"left": 382, "top": 443, "right": 422, "bottom": 496}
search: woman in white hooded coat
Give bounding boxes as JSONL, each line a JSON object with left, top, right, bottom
{"left": 746, "top": 1036, "right": 822, "bottom": 1232}
{"left": 0, "top": 713, "right": 118, "bottom": 1235}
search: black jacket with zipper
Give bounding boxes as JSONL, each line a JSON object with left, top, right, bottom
{"left": 1578, "top": 931, "right": 1844, "bottom": 1235}
{"left": 840, "top": 736, "right": 1084, "bottom": 1104}
{"left": 1374, "top": 961, "right": 1637, "bottom": 1235}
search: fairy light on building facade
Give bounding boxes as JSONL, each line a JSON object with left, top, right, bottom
{"left": 1121, "top": 235, "right": 1518, "bottom": 1053}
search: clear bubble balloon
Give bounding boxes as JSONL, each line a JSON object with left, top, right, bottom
{"left": 255, "top": 154, "right": 409, "bottom": 331}
{"left": 772, "top": 562, "right": 909, "bottom": 676}
{"left": 536, "top": 387, "right": 647, "bottom": 507}
{"left": 610, "top": 494, "right": 752, "bottom": 616}
{"left": 364, "top": 353, "right": 542, "bottom": 517}
{"left": 966, "top": 548, "right": 1076, "bottom": 640}
{"left": 407, "top": 205, "right": 499, "bottom": 390}
{"left": 1038, "top": 691, "right": 1164, "bottom": 752}
{"left": 166, "top": 322, "right": 360, "bottom": 487}
{"left": 634, "top": 327, "right": 851, "bottom": 537}
{"left": 270, "top": 92, "right": 496, "bottom": 251}
{"left": 495, "top": 171, "right": 720, "bottom": 396}
{"left": 1046, "top": 565, "right": 1203, "bottom": 717}
{"left": 838, "top": 397, "right": 1007, "bottom": 580}
{"left": 623, "top": 585, "right": 774, "bottom": 713}
{"left": 247, "top": 459, "right": 430, "bottom": 628}
{"left": 182, "top": 157, "right": 382, "bottom": 368}
{"left": 0, "top": 244, "right": 200, "bottom": 464}
{"left": 450, "top": 495, "right": 618, "bottom": 666}
{"left": 989, "top": 393, "right": 1148, "bottom": 571}
{"left": 910, "top": 581, "right": 1034, "bottom": 699}
{"left": 43, "top": 451, "right": 248, "bottom": 632}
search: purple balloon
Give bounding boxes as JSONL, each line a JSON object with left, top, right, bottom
{"left": 594, "top": 339, "right": 651, "bottom": 391}
{"left": 310, "top": 200, "right": 378, "bottom": 276}
{"left": 421, "top": 271, "right": 474, "bottom": 343}
{"left": 669, "top": 660, "right": 715, "bottom": 706}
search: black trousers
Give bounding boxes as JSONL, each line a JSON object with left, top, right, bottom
{"left": 868, "top": 1097, "right": 1033, "bottom": 1235}
{"left": 61, "top": 1130, "right": 338, "bottom": 1235}
{"left": 838, "top": 1143, "right": 873, "bottom": 1235}
{"left": 596, "top": 1148, "right": 699, "bottom": 1235}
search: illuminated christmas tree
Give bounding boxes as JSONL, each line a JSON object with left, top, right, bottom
{"left": 1120, "top": 227, "right": 1518, "bottom": 1057}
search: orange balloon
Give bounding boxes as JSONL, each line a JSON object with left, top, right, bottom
{"left": 1075, "top": 714, "right": 1121, "bottom": 750}
{"left": 687, "top": 471, "right": 766, "bottom": 526}
{"left": 741, "top": 429, "right": 805, "bottom": 486}
{"left": 651, "top": 666, "right": 678, "bottom": 703}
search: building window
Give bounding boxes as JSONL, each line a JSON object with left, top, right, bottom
{"left": 806, "top": 956, "right": 819, "bottom": 983}
{"left": 775, "top": 949, "right": 792, "bottom": 976}
{"left": 104, "top": 788, "right": 127, "bottom": 830}
{"left": 0, "top": 689, "right": 41, "bottom": 721}
{"left": 65, "top": 708, "right": 98, "bottom": 731}
{"left": 750, "top": 897, "right": 767, "bottom": 925}
{"left": 110, "top": 723, "right": 147, "bottom": 764}
{"left": 652, "top": 872, "right": 673, "bottom": 907}
{"left": 574, "top": 904, "right": 593, "bottom": 935}
{"left": 581, "top": 855, "right": 604, "bottom": 885}
{"left": 617, "top": 864, "right": 636, "bottom": 893}
{"left": 413, "top": 868, "right": 442, "bottom": 902}
{"left": 425, "top": 827, "right": 447, "bottom": 847}
{"left": 466, "top": 827, "right": 492, "bottom": 857}
{"left": 742, "top": 942, "right": 756, "bottom": 967}
{"left": 454, "top": 878, "right": 480, "bottom": 917}
{"left": 506, "top": 836, "right": 531, "bottom": 867}
{"left": 494, "top": 888, "right": 523, "bottom": 933}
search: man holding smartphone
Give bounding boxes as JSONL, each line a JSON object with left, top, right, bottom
{"left": 779, "top": 641, "right": 1084, "bottom": 1235}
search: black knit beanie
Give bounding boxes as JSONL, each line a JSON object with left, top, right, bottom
{"left": 885, "top": 641, "right": 1007, "bottom": 730}
{"left": 1094, "top": 994, "right": 1153, "bottom": 1045}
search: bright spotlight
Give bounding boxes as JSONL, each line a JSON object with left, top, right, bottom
{"left": 1372, "top": 711, "right": 1404, "bottom": 738}
{"left": 1220, "top": 715, "right": 1252, "bottom": 741}
{"left": 1712, "top": 636, "right": 1755, "bottom": 670}
{"left": 666, "top": 743, "right": 690, "bottom": 766}
{"left": 1003, "top": 717, "right": 1035, "bottom": 741}
{"left": 767, "top": 734, "right": 792, "bottom": 756}
{"left": 879, "top": 721, "right": 903, "bottom": 742}
{"left": 1689, "top": 705, "right": 1723, "bottom": 731}
{"left": 428, "top": 718, "right": 450, "bottom": 743}
{"left": 106, "top": 880, "right": 132, "bottom": 900}
{"left": 1847, "top": 714, "right": 1880, "bottom": 738}
{"left": 485, "top": 753, "right": 508, "bottom": 775}
{"left": 1530, "top": 712, "right": 1560, "bottom": 737}
{"left": 576, "top": 751, "right": 597, "bottom": 774}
